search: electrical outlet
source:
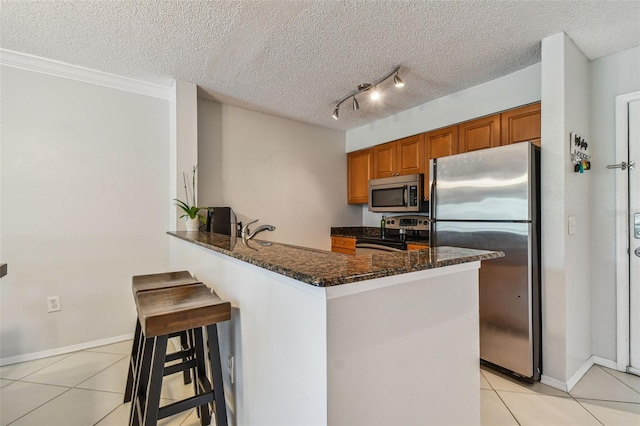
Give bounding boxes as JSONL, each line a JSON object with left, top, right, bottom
{"left": 373, "top": 213, "right": 380, "bottom": 221}
{"left": 47, "top": 296, "right": 61, "bottom": 313}
{"left": 227, "top": 352, "right": 235, "bottom": 384}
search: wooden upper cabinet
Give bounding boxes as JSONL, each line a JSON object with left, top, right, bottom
{"left": 373, "top": 142, "right": 397, "bottom": 178}
{"left": 501, "top": 102, "right": 541, "bottom": 147}
{"left": 427, "top": 125, "right": 459, "bottom": 160}
{"left": 373, "top": 134, "right": 424, "bottom": 178}
{"left": 424, "top": 125, "right": 459, "bottom": 199}
{"left": 347, "top": 148, "right": 372, "bottom": 204}
{"left": 458, "top": 114, "right": 501, "bottom": 153}
{"left": 396, "top": 134, "right": 425, "bottom": 175}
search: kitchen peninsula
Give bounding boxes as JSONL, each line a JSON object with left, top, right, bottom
{"left": 168, "top": 231, "right": 502, "bottom": 425}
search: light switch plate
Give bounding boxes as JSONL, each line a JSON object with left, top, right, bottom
{"left": 568, "top": 215, "right": 576, "bottom": 235}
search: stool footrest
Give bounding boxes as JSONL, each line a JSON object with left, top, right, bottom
{"left": 158, "top": 390, "right": 214, "bottom": 420}
{"left": 163, "top": 359, "right": 197, "bottom": 376}
{"left": 165, "top": 349, "right": 192, "bottom": 363}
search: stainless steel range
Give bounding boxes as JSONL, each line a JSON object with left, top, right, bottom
{"left": 355, "top": 215, "right": 430, "bottom": 254}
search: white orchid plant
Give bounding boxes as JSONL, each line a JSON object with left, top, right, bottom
{"left": 174, "top": 165, "right": 204, "bottom": 220}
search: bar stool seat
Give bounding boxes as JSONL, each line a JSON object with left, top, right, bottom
{"left": 132, "top": 270, "right": 201, "bottom": 293}
{"left": 130, "top": 283, "right": 231, "bottom": 426}
{"left": 125, "top": 271, "right": 202, "bottom": 403}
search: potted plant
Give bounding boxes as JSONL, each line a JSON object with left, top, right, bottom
{"left": 174, "top": 165, "right": 203, "bottom": 232}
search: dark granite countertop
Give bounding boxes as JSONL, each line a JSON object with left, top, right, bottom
{"left": 168, "top": 231, "right": 503, "bottom": 287}
{"left": 331, "top": 226, "right": 430, "bottom": 246}
{"left": 330, "top": 226, "right": 382, "bottom": 239}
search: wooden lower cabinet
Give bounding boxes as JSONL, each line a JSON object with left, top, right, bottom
{"left": 407, "top": 243, "right": 429, "bottom": 251}
{"left": 331, "top": 236, "right": 356, "bottom": 255}
{"left": 347, "top": 149, "right": 372, "bottom": 204}
{"left": 458, "top": 114, "right": 501, "bottom": 152}
{"left": 501, "top": 102, "right": 541, "bottom": 147}
{"left": 424, "top": 125, "right": 459, "bottom": 199}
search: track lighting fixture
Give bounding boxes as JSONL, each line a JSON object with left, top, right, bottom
{"left": 331, "top": 66, "right": 405, "bottom": 120}
{"left": 394, "top": 71, "right": 404, "bottom": 87}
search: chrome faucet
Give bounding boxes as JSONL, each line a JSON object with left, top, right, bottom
{"left": 241, "top": 219, "right": 276, "bottom": 240}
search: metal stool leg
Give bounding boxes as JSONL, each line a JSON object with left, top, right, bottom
{"left": 194, "top": 327, "right": 211, "bottom": 426}
{"left": 207, "top": 324, "right": 228, "bottom": 426}
{"left": 124, "top": 319, "right": 142, "bottom": 403}
{"left": 180, "top": 330, "right": 192, "bottom": 385}
{"left": 130, "top": 334, "right": 152, "bottom": 426}
{"left": 142, "top": 336, "right": 168, "bottom": 426}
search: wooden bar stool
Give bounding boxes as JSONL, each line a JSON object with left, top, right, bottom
{"left": 129, "top": 283, "right": 230, "bottom": 426}
{"left": 124, "top": 271, "right": 202, "bottom": 403}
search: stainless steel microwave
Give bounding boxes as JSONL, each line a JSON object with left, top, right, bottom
{"left": 368, "top": 174, "right": 428, "bottom": 213}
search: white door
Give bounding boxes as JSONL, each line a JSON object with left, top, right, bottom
{"left": 615, "top": 92, "right": 640, "bottom": 375}
{"left": 629, "top": 99, "right": 640, "bottom": 374}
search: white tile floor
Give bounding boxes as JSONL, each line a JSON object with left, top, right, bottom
{"left": 1, "top": 339, "right": 639, "bottom": 425}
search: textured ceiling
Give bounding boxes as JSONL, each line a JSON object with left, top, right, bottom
{"left": 1, "top": 1, "right": 639, "bottom": 131}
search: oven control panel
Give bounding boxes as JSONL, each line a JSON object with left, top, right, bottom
{"left": 385, "top": 215, "right": 430, "bottom": 231}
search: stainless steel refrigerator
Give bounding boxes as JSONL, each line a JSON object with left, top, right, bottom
{"left": 429, "top": 142, "right": 541, "bottom": 382}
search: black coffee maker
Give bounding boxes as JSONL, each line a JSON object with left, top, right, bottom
{"left": 205, "top": 207, "right": 237, "bottom": 236}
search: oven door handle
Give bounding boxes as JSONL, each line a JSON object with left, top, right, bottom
{"left": 355, "top": 243, "right": 403, "bottom": 252}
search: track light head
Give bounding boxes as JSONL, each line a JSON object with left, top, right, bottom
{"left": 370, "top": 86, "right": 381, "bottom": 101}
{"left": 394, "top": 73, "right": 404, "bottom": 87}
{"left": 332, "top": 107, "right": 339, "bottom": 120}
{"left": 353, "top": 97, "right": 359, "bottom": 111}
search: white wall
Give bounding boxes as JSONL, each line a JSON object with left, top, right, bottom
{"left": 540, "top": 32, "right": 592, "bottom": 388}
{"left": 197, "top": 100, "right": 361, "bottom": 250}
{"left": 0, "top": 58, "right": 171, "bottom": 362}
{"left": 346, "top": 63, "right": 541, "bottom": 153}
{"left": 589, "top": 46, "right": 640, "bottom": 361}
{"left": 170, "top": 81, "right": 199, "bottom": 231}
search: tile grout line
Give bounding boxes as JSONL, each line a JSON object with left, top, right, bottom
{"left": 0, "top": 351, "right": 76, "bottom": 381}
{"left": 71, "top": 353, "right": 129, "bottom": 390}
{"left": 597, "top": 364, "right": 640, "bottom": 396}
{"left": 6, "top": 386, "right": 74, "bottom": 426}
{"left": 92, "top": 400, "right": 125, "bottom": 426}
{"left": 4, "top": 349, "right": 130, "bottom": 425}
{"left": 481, "top": 370, "right": 522, "bottom": 426}
{"left": 572, "top": 398, "right": 606, "bottom": 426}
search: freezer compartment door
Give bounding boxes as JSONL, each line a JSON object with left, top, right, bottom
{"left": 433, "top": 143, "right": 536, "bottom": 221}
{"left": 435, "top": 221, "right": 540, "bottom": 379}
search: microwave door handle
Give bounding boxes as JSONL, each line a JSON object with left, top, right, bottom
{"left": 403, "top": 185, "right": 408, "bottom": 206}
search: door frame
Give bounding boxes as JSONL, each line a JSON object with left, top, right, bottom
{"left": 615, "top": 90, "right": 640, "bottom": 372}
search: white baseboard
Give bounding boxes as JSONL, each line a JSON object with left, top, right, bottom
{"left": 538, "top": 355, "right": 621, "bottom": 393}
{"left": 540, "top": 375, "right": 569, "bottom": 392}
{"left": 566, "top": 356, "right": 595, "bottom": 391}
{"left": 593, "top": 356, "right": 617, "bottom": 370}
{"left": 0, "top": 333, "right": 133, "bottom": 367}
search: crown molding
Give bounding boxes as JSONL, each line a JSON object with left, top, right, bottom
{"left": 0, "top": 49, "right": 172, "bottom": 100}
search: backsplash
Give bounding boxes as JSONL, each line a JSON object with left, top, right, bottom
{"left": 361, "top": 205, "right": 429, "bottom": 227}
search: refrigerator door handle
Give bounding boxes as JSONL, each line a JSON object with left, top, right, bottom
{"left": 430, "top": 159, "right": 437, "bottom": 246}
